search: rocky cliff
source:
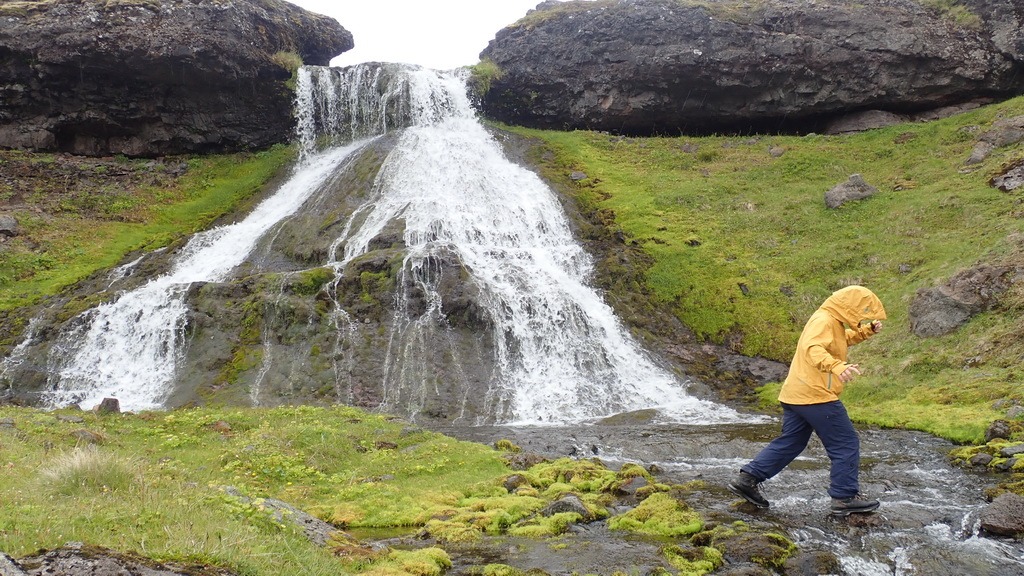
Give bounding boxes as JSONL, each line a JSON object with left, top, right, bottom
{"left": 479, "top": 0, "right": 1024, "bottom": 135}
{"left": 0, "top": 0, "right": 352, "bottom": 157}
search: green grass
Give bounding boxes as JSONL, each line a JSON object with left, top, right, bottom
{"left": 511, "top": 95, "right": 1024, "bottom": 443}
{"left": 0, "top": 145, "right": 296, "bottom": 310}
{"left": 0, "top": 405, "right": 508, "bottom": 575}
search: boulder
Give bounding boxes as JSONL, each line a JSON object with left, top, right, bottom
{"left": 0, "top": 0, "right": 353, "bottom": 157}
{"left": 541, "top": 493, "right": 592, "bottom": 520}
{"left": 479, "top": 0, "right": 1024, "bottom": 135}
{"left": 0, "top": 215, "right": 19, "bottom": 238}
{"left": 909, "top": 265, "right": 1016, "bottom": 337}
{"left": 980, "top": 492, "right": 1024, "bottom": 538}
{"left": 825, "top": 174, "right": 879, "bottom": 209}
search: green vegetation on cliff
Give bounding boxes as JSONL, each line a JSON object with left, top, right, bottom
{"left": 0, "top": 145, "right": 295, "bottom": 310}
{"left": 511, "top": 95, "right": 1024, "bottom": 443}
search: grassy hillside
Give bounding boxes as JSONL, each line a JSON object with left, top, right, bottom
{"left": 512, "top": 96, "right": 1024, "bottom": 443}
{"left": 0, "top": 145, "right": 295, "bottom": 311}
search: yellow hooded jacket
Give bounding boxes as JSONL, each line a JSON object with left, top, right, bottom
{"left": 778, "top": 285, "right": 887, "bottom": 405}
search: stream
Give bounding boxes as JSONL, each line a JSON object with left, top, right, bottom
{"left": 433, "top": 418, "right": 1024, "bottom": 576}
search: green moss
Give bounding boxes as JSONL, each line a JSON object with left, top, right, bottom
{"left": 359, "top": 547, "right": 451, "bottom": 576}
{"left": 467, "top": 59, "right": 504, "bottom": 98}
{"left": 494, "top": 438, "right": 521, "bottom": 453}
{"left": 507, "top": 511, "right": 582, "bottom": 537}
{"left": 290, "top": 267, "right": 336, "bottom": 297}
{"left": 662, "top": 544, "right": 723, "bottom": 576}
{"left": 271, "top": 51, "right": 304, "bottom": 91}
{"left": 607, "top": 492, "right": 703, "bottom": 537}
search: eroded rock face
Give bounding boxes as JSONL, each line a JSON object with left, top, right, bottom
{"left": 909, "top": 265, "right": 1017, "bottom": 337}
{"left": 0, "top": 0, "right": 353, "bottom": 157}
{"left": 479, "top": 0, "right": 1024, "bottom": 135}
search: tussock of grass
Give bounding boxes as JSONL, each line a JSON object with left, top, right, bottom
{"left": 514, "top": 95, "right": 1024, "bottom": 442}
{"left": 607, "top": 492, "right": 702, "bottom": 538}
{"left": 39, "top": 445, "right": 137, "bottom": 495}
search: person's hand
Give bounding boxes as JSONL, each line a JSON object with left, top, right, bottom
{"left": 871, "top": 320, "right": 883, "bottom": 334}
{"left": 839, "top": 364, "right": 861, "bottom": 383}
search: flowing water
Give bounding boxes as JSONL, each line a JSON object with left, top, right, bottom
{"left": 439, "top": 422, "right": 1024, "bottom": 576}
{"left": 39, "top": 140, "right": 373, "bottom": 410}
{"left": 3, "top": 63, "right": 1022, "bottom": 573}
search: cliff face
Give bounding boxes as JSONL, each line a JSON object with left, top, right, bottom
{"left": 478, "top": 0, "right": 1024, "bottom": 135}
{"left": 0, "top": 0, "right": 353, "bottom": 157}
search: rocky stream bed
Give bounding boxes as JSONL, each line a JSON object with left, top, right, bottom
{"left": 422, "top": 417, "right": 1024, "bottom": 576}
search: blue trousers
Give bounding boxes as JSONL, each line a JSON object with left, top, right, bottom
{"left": 741, "top": 401, "right": 860, "bottom": 499}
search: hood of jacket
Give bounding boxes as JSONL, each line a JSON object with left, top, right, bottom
{"left": 820, "top": 285, "right": 887, "bottom": 327}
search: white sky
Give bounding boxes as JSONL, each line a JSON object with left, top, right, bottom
{"left": 284, "top": 0, "right": 553, "bottom": 70}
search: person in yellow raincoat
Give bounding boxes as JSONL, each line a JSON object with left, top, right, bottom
{"left": 729, "top": 285, "right": 886, "bottom": 516}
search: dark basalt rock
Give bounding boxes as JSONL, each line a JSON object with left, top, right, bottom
{"left": 479, "top": 0, "right": 1024, "bottom": 135}
{"left": 0, "top": 0, "right": 353, "bottom": 157}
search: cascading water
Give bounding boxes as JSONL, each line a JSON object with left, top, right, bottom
{"left": 304, "top": 65, "right": 752, "bottom": 425}
{"left": 23, "top": 62, "right": 754, "bottom": 426}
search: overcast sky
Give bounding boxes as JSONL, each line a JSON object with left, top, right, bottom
{"left": 285, "top": 0, "right": 554, "bottom": 70}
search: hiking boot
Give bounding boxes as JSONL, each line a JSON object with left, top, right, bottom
{"left": 831, "top": 493, "right": 879, "bottom": 516}
{"left": 728, "top": 471, "right": 770, "bottom": 508}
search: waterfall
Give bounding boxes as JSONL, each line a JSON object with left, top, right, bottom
{"left": 29, "top": 62, "right": 752, "bottom": 425}
{"left": 308, "top": 65, "right": 750, "bottom": 425}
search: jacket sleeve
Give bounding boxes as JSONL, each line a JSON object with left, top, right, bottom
{"left": 846, "top": 324, "right": 874, "bottom": 346}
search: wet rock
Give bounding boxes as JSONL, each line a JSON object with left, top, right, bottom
{"left": 970, "top": 452, "right": 995, "bottom": 466}
{"left": 11, "top": 542, "right": 236, "bottom": 575}
{"left": 595, "top": 408, "right": 659, "bottom": 426}
{"left": 542, "top": 494, "right": 592, "bottom": 520}
{"left": 986, "top": 419, "right": 1013, "bottom": 442}
{"left": 94, "top": 397, "right": 120, "bottom": 415}
{"left": 783, "top": 549, "right": 842, "bottom": 576}
{"left": 503, "top": 474, "right": 530, "bottom": 492}
{"left": 842, "top": 512, "right": 889, "bottom": 529}
{"left": 909, "top": 265, "right": 1016, "bottom": 337}
{"left": 980, "top": 492, "right": 1024, "bottom": 538}
{"left": 825, "top": 174, "right": 879, "bottom": 209}
{"left": 994, "top": 457, "right": 1018, "bottom": 472}
{"left": 717, "top": 565, "right": 772, "bottom": 576}
{"left": 1000, "top": 444, "right": 1024, "bottom": 458}
{"left": 614, "top": 476, "right": 649, "bottom": 496}
{"left": 714, "top": 532, "right": 795, "bottom": 570}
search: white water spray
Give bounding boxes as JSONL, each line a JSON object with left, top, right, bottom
{"left": 43, "top": 140, "right": 370, "bottom": 410}
{"left": 310, "top": 65, "right": 750, "bottom": 425}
